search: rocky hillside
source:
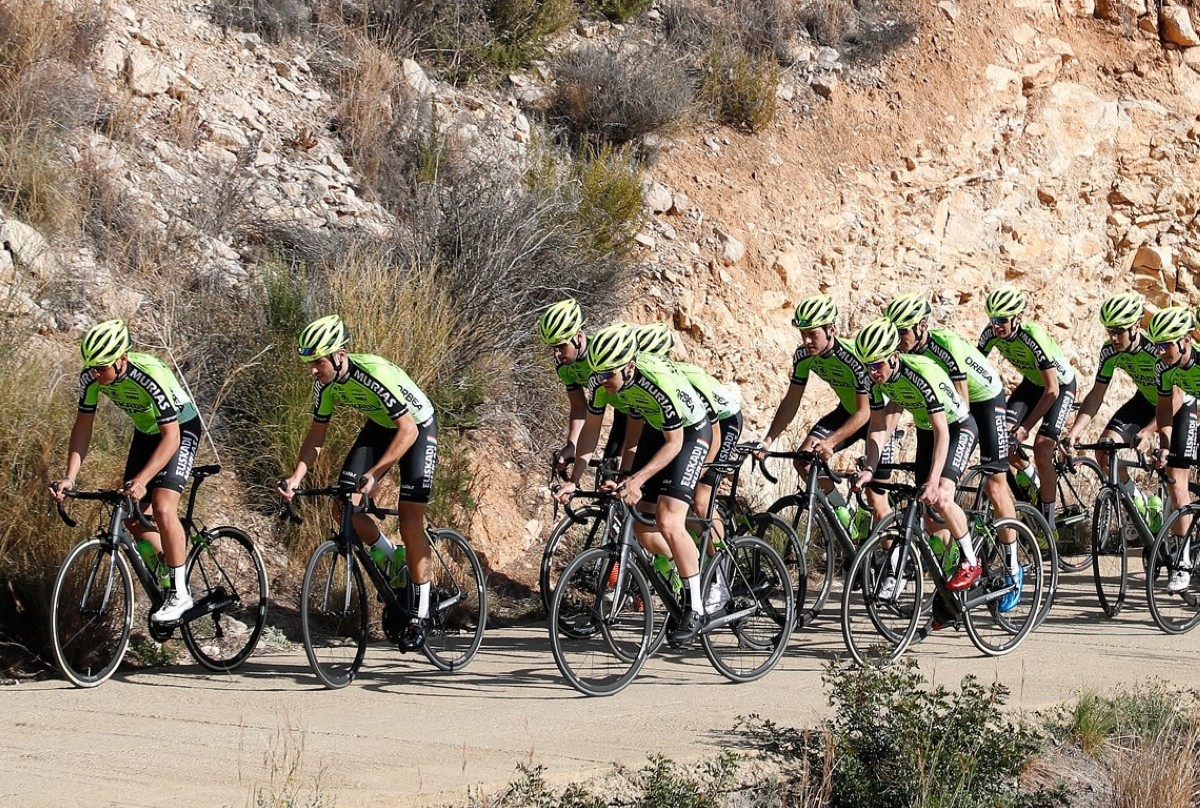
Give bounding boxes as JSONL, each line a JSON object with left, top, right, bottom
{"left": 7, "top": 0, "right": 1200, "bottom": 585}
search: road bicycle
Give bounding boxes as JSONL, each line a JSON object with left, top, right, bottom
{"left": 954, "top": 462, "right": 1058, "bottom": 629}
{"left": 286, "top": 483, "right": 486, "bottom": 688}
{"left": 1077, "top": 438, "right": 1171, "bottom": 617}
{"left": 1007, "top": 441, "right": 1104, "bottom": 571}
{"left": 548, "top": 492, "right": 795, "bottom": 696}
{"left": 1145, "top": 458, "right": 1200, "bottom": 634}
{"left": 763, "top": 450, "right": 871, "bottom": 628}
{"left": 841, "top": 468, "right": 1043, "bottom": 666}
{"left": 49, "top": 464, "right": 268, "bottom": 687}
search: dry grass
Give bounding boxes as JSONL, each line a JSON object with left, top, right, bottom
{"left": 1109, "top": 720, "right": 1200, "bottom": 808}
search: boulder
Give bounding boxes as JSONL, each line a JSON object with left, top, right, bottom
{"left": 1162, "top": 5, "right": 1200, "bottom": 47}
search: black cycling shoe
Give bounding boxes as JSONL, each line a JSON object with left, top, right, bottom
{"left": 666, "top": 610, "right": 703, "bottom": 648}
{"left": 398, "top": 617, "right": 430, "bottom": 651}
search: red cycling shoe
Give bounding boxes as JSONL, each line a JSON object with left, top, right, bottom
{"left": 945, "top": 562, "right": 982, "bottom": 591}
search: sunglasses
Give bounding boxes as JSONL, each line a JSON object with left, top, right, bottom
{"left": 593, "top": 369, "right": 620, "bottom": 381}
{"left": 989, "top": 316, "right": 1012, "bottom": 326}
{"left": 1106, "top": 327, "right": 1129, "bottom": 338}
{"left": 897, "top": 326, "right": 913, "bottom": 336}
{"left": 866, "top": 359, "right": 890, "bottom": 372}
{"left": 1154, "top": 340, "right": 1178, "bottom": 351}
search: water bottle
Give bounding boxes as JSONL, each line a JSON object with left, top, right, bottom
{"left": 928, "top": 535, "right": 960, "bottom": 575}
{"left": 850, "top": 508, "right": 873, "bottom": 542}
{"left": 833, "top": 505, "right": 852, "bottom": 529}
{"left": 135, "top": 539, "right": 170, "bottom": 590}
{"left": 653, "top": 554, "right": 682, "bottom": 593}
{"left": 1131, "top": 487, "right": 1148, "bottom": 517}
{"left": 1015, "top": 467, "right": 1039, "bottom": 500}
{"left": 1148, "top": 495, "right": 1164, "bottom": 534}
{"left": 392, "top": 546, "right": 409, "bottom": 589}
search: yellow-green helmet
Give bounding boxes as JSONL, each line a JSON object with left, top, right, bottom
{"left": 1098, "top": 292, "right": 1144, "bottom": 330}
{"left": 586, "top": 323, "right": 638, "bottom": 373}
{"left": 297, "top": 314, "right": 349, "bottom": 361}
{"left": 854, "top": 318, "right": 900, "bottom": 364}
{"left": 80, "top": 319, "right": 131, "bottom": 368}
{"left": 984, "top": 286, "right": 1027, "bottom": 319}
{"left": 884, "top": 292, "right": 932, "bottom": 330}
{"left": 538, "top": 298, "right": 584, "bottom": 345}
{"left": 1146, "top": 306, "right": 1195, "bottom": 344}
{"left": 792, "top": 294, "right": 838, "bottom": 329}
{"left": 635, "top": 322, "right": 674, "bottom": 356}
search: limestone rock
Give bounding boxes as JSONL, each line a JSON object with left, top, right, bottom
{"left": 772, "top": 252, "right": 805, "bottom": 290}
{"left": 715, "top": 229, "right": 745, "bottom": 265}
{"left": 643, "top": 181, "right": 673, "bottom": 214}
{"left": 124, "top": 48, "right": 171, "bottom": 96}
{"left": 1162, "top": 5, "right": 1200, "bottom": 47}
{"left": 1095, "top": 0, "right": 1147, "bottom": 22}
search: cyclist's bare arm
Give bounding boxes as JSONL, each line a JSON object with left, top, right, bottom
{"left": 619, "top": 416, "right": 643, "bottom": 473}
{"left": 859, "top": 404, "right": 898, "bottom": 479}
{"left": 567, "top": 410, "right": 606, "bottom": 486}
{"left": 560, "top": 387, "right": 588, "bottom": 465}
{"left": 760, "top": 383, "right": 804, "bottom": 450}
{"left": 53, "top": 411, "right": 96, "bottom": 499}
{"left": 280, "top": 420, "right": 329, "bottom": 498}
{"left": 1156, "top": 390, "right": 1175, "bottom": 466}
{"left": 1067, "top": 379, "right": 1107, "bottom": 444}
{"left": 1019, "top": 366, "right": 1059, "bottom": 435}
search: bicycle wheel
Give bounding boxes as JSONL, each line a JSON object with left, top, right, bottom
{"left": 701, "top": 535, "right": 794, "bottom": 683}
{"left": 539, "top": 505, "right": 606, "bottom": 614}
{"left": 1145, "top": 507, "right": 1200, "bottom": 634}
{"left": 963, "top": 518, "right": 1043, "bottom": 656}
{"left": 548, "top": 547, "right": 652, "bottom": 696}
{"left": 421, "top": 529, "right": 487, "bottom": 672}
{"left": 954, "top": 466, "right": 989, "bottom": 512}
{"left": 746, "top": 511, "right": 807, "bottom": 630}
{"left": 1013, "top": 503, "right": 1058, "bottom": 629}
{"left": 50, "top": 538, "right": 135, "bottom": 688}
{"left": 181, "top": 526, "right": 269, "bottom": 671}
{"left": 841, "top": 528, "right": 924, "bottom": 667}
{"left": 300, "top": 540, "right": 368, "bottom": 689}
{"left": 1055, "top": 457, "right": 1104, "bottom": 571}
{"left": 1090, "top": 490, "right": 1128, "bottom": 618}
{"left": 768, "top": 495, "right": 835, "bottom": 627}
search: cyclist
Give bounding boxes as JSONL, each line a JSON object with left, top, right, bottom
{"left": 538, "top": 298, "right": 627, "bottom": 474}
{"left": 634, "top": 322, "right": 741, "bottom": 533}
{"left": 277, "top": 315, "right": 439, "bottom": 650}
{"left": 553, "top": 323, "right": 713, "bottom": 645}
{"left": 977, "top": 286, "right": 1078, "bottom": 535}
{"left": 1065, "top": 293, "right": 1187, "bottom": 526}
{"left": 852, "top": 318, "right": 990, "bottom": 596}
{"left": 51, "top": 319, "right": 203, "bottom": 624}
{"left": 1147, "top": 306, "right": 1200, "bottom": 592}
{"left": 758, "top": 293, "right": 890, "bottom": 536}
{"left": 884, "top": 292, "right": 1017, "bottom": 529}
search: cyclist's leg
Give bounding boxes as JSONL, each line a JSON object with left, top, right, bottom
{"left": 628, "top": 428, "right": 675, "bottom": 559}
{"left": 396, "top": 416, "right": 438, "bottom": 593}
{"left": 694, "top": 412, "right": 741, "bottom": 544}
{"left": 1005, "top": 380, "right": 1037, "bottom": 484}
{"left": 338, "top": 420, "right": 395, "bottom": 547}
{"left": 1102, "top": 396, "right": 1155, "bottom": 489}
{"left": 1033, "top": 379, "right": 1076, "bottom": 531}
{"left": 1166, "top": 398, "right": 1198, "bottom": 575}
{"left": 974, "top": 395, "right": 1017, "bottom": 542}
{"left": 921, "top": 417, "right": 977, "bottom": 586}
{"left": 139, "top": 418, "right": 201, "bottom": 619}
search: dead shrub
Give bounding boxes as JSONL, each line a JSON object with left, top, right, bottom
{"left": 548, "top": 44, "right": 693, "bottom": 148}
{"left": 700, "top": 40, "right": 779, "bottom": 133}
{"left": 1109, "top": 720, "right": 1200, "bottom": 808}
{"left": 587, "top": 0, "right": 651, "bottom": 22}
{"left": 210, "top": 0, "right": 314, "bottom": 42}
{"left": 799, "top": 0, "right": 851, "bottom": 47}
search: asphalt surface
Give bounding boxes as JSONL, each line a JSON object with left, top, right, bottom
{"left": 4, "top": 572, "right": 1200, "bottom": 807}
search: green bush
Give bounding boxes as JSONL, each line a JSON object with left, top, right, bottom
{"left": 1051, "top": 683, "right": 1198, "bottom": 757}
{"left": 700, "top": 42, "right": 778, "bottom": 133}
{"left": 741, "top": 660, "right": 1067, "bottom": 808}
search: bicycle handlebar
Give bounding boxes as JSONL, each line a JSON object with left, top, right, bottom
{"left": 50, "top": 485, "right": 156, "bottom": 532}
{"left": 277, "top": 481, "right": 398, "bottom": 525}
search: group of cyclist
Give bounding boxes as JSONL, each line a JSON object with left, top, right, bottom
{"left": 48, "top": 280, "right": 1200, "bottom": 655}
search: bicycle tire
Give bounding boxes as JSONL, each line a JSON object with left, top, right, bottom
{"left": 181, "top": 526, "right": 269, "bottom": 671}
{"left": 421, "top": 529, "right": 487, "bottom": 672}
{"left": 1145, "top": 507, "right": 1200, "bottom": 634}
{"left": 300, "top": 540, "right": 368, "bottom": 689}
{"left": 767, "top": 495, "right": 835, "bottom": 627}
{"left": 1013, "top": 503, "right": 1058, "bottom": 629}
{"left": 538, "top": 505, "right": 607, "bottom": 614}
{"left": 1090, "top": 490, "right": 1128, "bottom": 618}
{"left": 841, "top": 528, "right": 924, "bottom": 667}
{"left": 962, "top": 518, "right": 1043, "bottom": 656}
{"left": 548, "top": 547, "right": 652, "bottom": 696}
{"left": 744, "top": 510, "right": 807, "bottom": 631}
{"left": 1055, "top": 457, "right": 1104, "bottom": 571}
{"left": 50, "top": 538, "right": 135, "bottom": 688}
{"left": 700, "top": 535, "right": 794, "bottom": 683}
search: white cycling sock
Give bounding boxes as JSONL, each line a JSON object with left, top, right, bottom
{"left": 1007, "top": 541, "right": 1020, "bottom": 575}
{"left": 957, "top": 533, "right": 978, "bottom": 565}
{"left": 416, "top": 581, "right": 431, "bottom": 618}
{"left": 686, "top": 574, "right": 703, "bottom": 614}
{"left": 171, "top": 565, "right": 188, "bottom": 596}
{"left": 373, "top": 534, "right": 396, "bottom": 559}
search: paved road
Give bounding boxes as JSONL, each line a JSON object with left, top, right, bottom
{"left": 4, "top": 575, "right": 1199, "bottom": 807}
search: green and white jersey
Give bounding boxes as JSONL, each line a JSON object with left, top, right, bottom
{"left": 977, "top": 320, "right": 1076, "bottom": 387}
{"left": 555, "top": 356, "right": 591, "bottom": 392}
{"left": 790, "top": 338, "right": 871, "bottom": 412}
{"left": 77, "top": 351, "right": 198, "bottom": 435}
{"left": 869, "top": 353, "right": 969, "bottom": 430}
{"left": 312, "top": 353, "right": 434, "bottom": 428}
{"left": 588, "top": 353, "right": 706, "bottom": 431}
{"left": 916, "top": 328, "right": 1003, "bottom": 403}
{"left": 672, "top": 360, "right": 740, "bottom": 422}
{"left": 1157, "top": 346, "right": 1200, "bottom": 399}
{"left": 1096, "top": 334, "right": 1158, "bottom": 404}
